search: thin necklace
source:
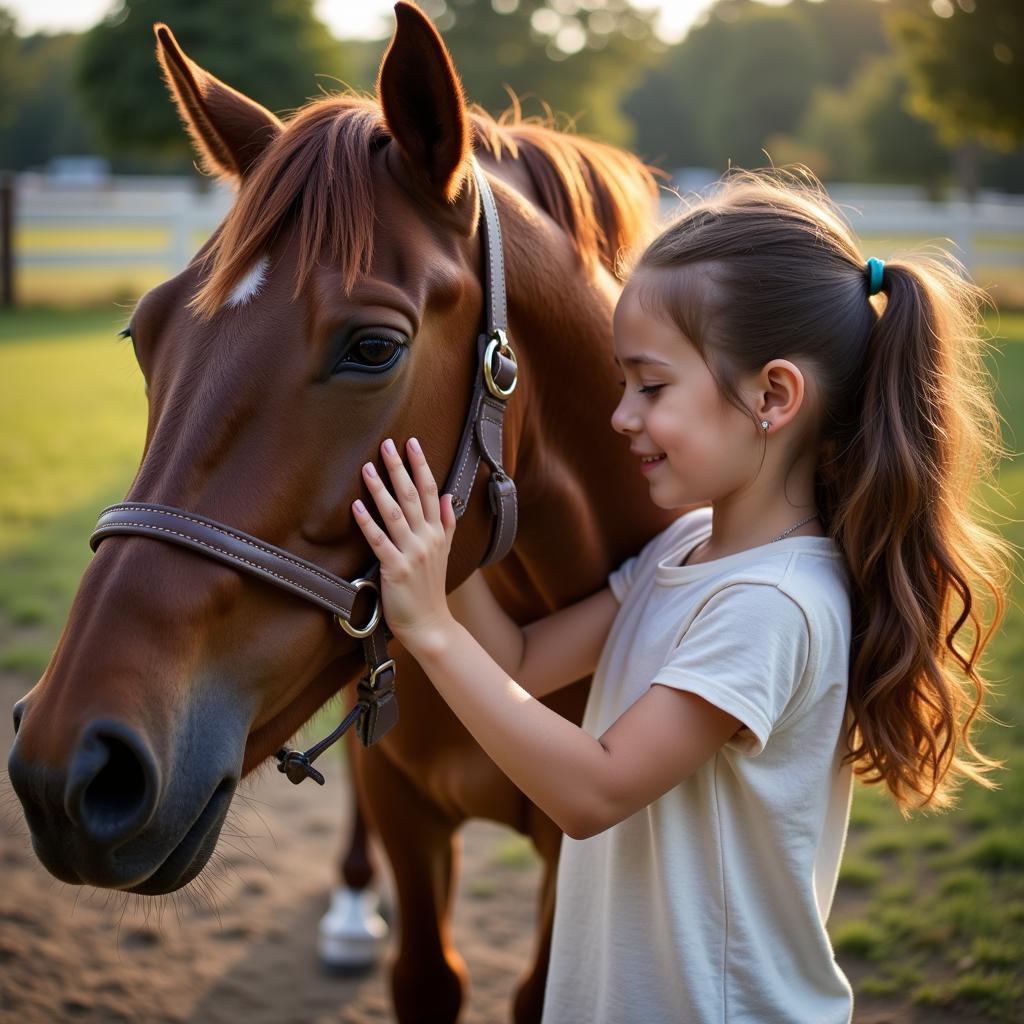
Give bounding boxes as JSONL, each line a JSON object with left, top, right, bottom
{"left": 769, "top": 513, "right": 819, "bottom": 543}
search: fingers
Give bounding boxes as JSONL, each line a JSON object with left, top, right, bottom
{"left": 352, "top": 498, "right": 401, "bottom": 563}
{"left": 358, "top": 438, "right": 455, "bottom": 553}
{"left": 405, "top": 437, "right": 441, "bottom": 523}
{"left": 361, "top": 459, "right": 415, "bottom": 546}
{"left": 380, "top": 438, "right": 425, "bottom": 528}
{"left": 440, "top": 493, "right": 457, "bottom": 540}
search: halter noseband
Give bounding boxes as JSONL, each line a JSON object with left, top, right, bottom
{"left": 89, "top": 160, "right": 519, "bottom": 785}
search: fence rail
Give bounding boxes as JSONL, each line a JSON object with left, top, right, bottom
{"left": 3, "top": 174, "right": 1023, "bottom": 307}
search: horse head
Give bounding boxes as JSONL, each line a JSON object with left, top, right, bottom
{"left": 8, "top": 2, "right": 665, "bottom": 897}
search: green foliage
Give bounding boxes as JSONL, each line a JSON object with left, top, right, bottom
{"left": 890, "top": 0, "right": 1024, "bottom": 149}
{"left": 624, "top": 0, "right": 894, "bottom": 172}
{"left": 625, "top": 2, "right": 821, "bottom": 170}
{"left": 425, "top": 0, "right": 660, "bottom": 146}
{"left": 0, "top": 6, "right": 17, "bottom": 130}
{"left": 788, "top": 55, "right": 949, "bottom": 187}
{"left": 0, "top": 33, "right": 102, "bottom": 172}
{"left": 75, "top": 0, "right": 351, "bottom": 158}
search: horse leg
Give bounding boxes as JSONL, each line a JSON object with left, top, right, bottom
{"left": 358, "top": 745, "right": 468, "bottom": 1024}
{"left": 318, "top": 728, "right": 389, "bottom": 970}
{"left": 511, "top": 820, "right": 562, "bottom": 1024}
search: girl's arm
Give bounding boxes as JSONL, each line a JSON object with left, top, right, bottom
{"left": 410, "top": 622, "right": 741, "bottom": 839}
{"left": 447, "top": 571, "right": 619, "bottom": 700}
{"left": 353, "top": 438, "right": 741, "bottom": 840}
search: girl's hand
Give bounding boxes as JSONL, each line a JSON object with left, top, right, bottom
{"left": 352, "top": 437, "right": 458, "bottom": 649}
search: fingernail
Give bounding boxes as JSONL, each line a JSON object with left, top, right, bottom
{"left": 363, "top": 462, "right": 377, "bottom": 478}
{"left": 409, "top": 437, "right": 421, "bottom": 454}
{"left": 382, "top": 438, "right": 396, "bottom": 456}
{"left": 353, "top": 499, "right": 366, "bottom": 515}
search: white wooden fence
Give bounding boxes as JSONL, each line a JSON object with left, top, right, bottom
{"left": 7, "top": 173, "right": 1024, "bottom": 306}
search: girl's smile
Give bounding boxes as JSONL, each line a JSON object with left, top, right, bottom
{"left": 610, "top": 271, "right": 761, "bottom": 510}
{"left": 638, "top": 453, "right": 667, "bottom": 473}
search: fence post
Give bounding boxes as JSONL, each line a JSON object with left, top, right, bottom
{"left": 1, "top": 173, "right": 13, "bottom": 309}
{"left": 169, "top": 185, "right": 193, "bottom": 273}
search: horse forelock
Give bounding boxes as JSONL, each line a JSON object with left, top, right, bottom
{"left": 189, "top": 91, "right": 659, "bottom": 320}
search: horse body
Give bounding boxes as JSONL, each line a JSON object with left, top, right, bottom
{"left": 9, "top": 4, "right": 676, "bottom": 1018}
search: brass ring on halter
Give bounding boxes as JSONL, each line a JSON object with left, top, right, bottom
{"left": 337, "top": 577, "right": 381, "bottom": 638}
{"left": 484, "top": 331, "right": 518, "bottom": 399}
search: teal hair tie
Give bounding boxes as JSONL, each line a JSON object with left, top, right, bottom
{"left": 866, "top": 257, "right": 885, "bottom": 296}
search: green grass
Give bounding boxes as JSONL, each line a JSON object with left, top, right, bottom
{"left": 0, "top": 307, "right": 147, "bottom": 655}
{"left": 1, "top": 304, "right": 1023, "bottom": 1020}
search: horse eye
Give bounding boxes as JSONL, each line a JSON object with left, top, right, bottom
{"left": 332, "top": 331, "right": 406, "bottom": 374}
{"left": 354, "top": 337, "right": 399, "bottom": 366}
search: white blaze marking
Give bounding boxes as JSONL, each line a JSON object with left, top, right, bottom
{"left": 225, "top": 256, "right": 268, "bottom": 308}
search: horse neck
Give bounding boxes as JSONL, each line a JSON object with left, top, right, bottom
{"left": 494, "top": 192, "right": 675, "bottom": 605}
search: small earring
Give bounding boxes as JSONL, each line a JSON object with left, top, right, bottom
{"left": 760, "top": 420, "right": 770, "bottom": 431}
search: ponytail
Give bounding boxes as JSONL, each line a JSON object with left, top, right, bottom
{"left": 819, "top": 255, "right": 1012, "bottom": 811}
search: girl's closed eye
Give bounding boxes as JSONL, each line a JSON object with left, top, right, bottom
{"left": 615, "top": 380, "right": 664, "bottom": 395}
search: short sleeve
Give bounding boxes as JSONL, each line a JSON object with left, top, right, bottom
{"left": 652, "top": 584, "right": 810, "bottom": 756}
{"left": 608, "top": 509, "right": 711, "bottom": 604}
{"left": 608, "top": 551, "right": 641, "bottom": 603}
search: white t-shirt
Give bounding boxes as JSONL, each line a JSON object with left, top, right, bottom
{"left": 542, "top": 506, "right": 855, "bottom": 1024}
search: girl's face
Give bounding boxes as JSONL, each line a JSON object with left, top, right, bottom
{"left": 610, "top": 275, "right": 762, "bottom": 509}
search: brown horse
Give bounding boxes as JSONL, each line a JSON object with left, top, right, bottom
{"left": 7, "top": 4, "right": 675, "bottom": 1020}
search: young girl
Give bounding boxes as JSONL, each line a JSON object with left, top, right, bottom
{"left": 351, "top": 170, "right": 1010, "bottom": 1023}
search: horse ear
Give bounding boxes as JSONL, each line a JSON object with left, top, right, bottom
{"left": 154, "top": 23, "right": 282, "bottom": 179}
{"left": 377, "top": 2, "right": 471, "bottom": 203}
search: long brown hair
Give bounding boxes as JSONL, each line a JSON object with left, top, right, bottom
{"left": 633, "top": 168, "right": 1013, "bottom": 812}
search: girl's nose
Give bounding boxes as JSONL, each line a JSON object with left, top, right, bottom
{"left": 610, "top": 396, "right": 638, "bottom": 436}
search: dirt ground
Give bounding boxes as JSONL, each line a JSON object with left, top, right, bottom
{"left": 0, "top": 669, "right": 544, "bottom": 1024}
{"left": 0, "top": 668, "right": 994, "bottom": 1024}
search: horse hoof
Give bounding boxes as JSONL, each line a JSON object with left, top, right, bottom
{"left": 318, "top": 886, "right": 389, "bottom": 970}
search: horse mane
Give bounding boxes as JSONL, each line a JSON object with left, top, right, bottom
{"left": 190, "top": 93, "right": 660, "bottom": 318}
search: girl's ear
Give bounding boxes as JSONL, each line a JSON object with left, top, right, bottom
{"left": 377, "top": 1, "right": 471, "bottom": 204}
{"left": 154, "top": 23, "right": 283, "bottom": 180}
{"left": 756, "top": 360, "right": 806, "bottom": 429}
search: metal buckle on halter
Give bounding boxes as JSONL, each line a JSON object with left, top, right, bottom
{"left": 336, "top": 577, "right": 381, "bottom": 638}
{"left": 484, "top": 329, "right": 518, "bottom": 400}
{"left": 367, "top": 658, "right": 396, "bottom": 689}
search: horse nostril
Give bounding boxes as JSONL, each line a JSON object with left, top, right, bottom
{"left": 66, "top": 722, "right": 160, "bottom": 845}
{"left": 84, "top": 734, "right": 146, "bottom": 822}
{"left": 12, "top": 699, "right": 25, "bottom": 735}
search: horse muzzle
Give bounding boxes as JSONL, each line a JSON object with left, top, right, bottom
{"left": 8, "top": 693, "right": 243, "bottom": 894}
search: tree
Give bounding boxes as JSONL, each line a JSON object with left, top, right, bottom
{"left": 624, "top": 1, "right": 822, "bottom": 171}
{"left": 76, "top": 0, "right": 350, "bottom": 159}
{"left": 789, "top": 55, "right": 949, "bottom": 192}
{"left": 0, "top": 7, "right": 18, "bottom": 132}
{"left": 421, "top": 0, "right": 661, "bottom": 146}
{"left": 889, "top": 0, "right": 1024, "bottom": 149}
{"left": 0, "top": 33, "right": 102, "bottom": 171}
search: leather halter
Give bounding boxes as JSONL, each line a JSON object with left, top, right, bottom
{"left": 89, "top": 159, "right": 519, "bottom": 785}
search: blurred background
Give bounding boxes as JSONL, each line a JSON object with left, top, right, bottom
{"left": 1, "top": 0, "right": 1023, "bottom": 307}
{"left": 1, "top": 2, "right": 1022, "bottom": 1022}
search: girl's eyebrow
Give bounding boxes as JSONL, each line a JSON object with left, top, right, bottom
{"left": 613, "top": 354, "right": 672, "bottom": 368}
